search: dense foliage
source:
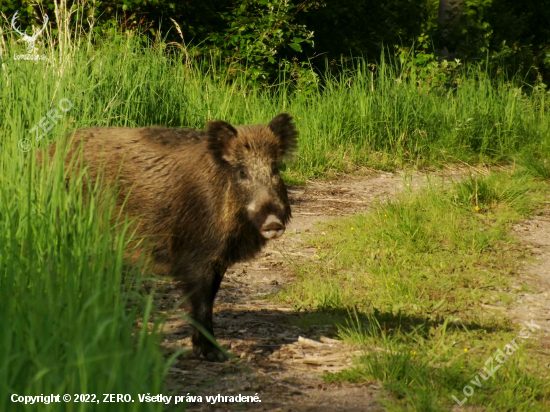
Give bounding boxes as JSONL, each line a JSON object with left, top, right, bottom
{"left": 2, "top": 0, "right": 549, "bottom": 83}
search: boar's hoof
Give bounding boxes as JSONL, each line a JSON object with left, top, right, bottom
{"left": 206, "top": 350, "right": 228, "bottom": 362}
{"left": 193, "top": 339, "right": 228, "bottom": 362}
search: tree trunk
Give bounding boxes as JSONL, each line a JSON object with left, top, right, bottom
{"left": 439, "top": 0, "right": 460, "bottom": 26}
{"left": 438, "top": 0, "right": 462, "bottom": 58}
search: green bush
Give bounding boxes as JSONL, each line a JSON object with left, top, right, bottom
{"left": 3, "top": 1, "right": 549, "bottom": 84}
{"left": 1, "top": 0, "right": 320, "bottom": 85}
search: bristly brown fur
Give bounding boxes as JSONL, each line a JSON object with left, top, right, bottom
{"left": 39, "top": 114, "right": 298, "bottom": 361}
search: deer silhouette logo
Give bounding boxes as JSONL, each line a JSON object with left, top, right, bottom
{"left": 11, "top": 11, "right": 49, "bottom": 55}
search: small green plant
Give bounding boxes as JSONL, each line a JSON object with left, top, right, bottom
{"left": 395, "top": 34, "right": 461, "bottom": 91}
{"left": 207, "top": 0, "right": 317, "bottom": 86}
{"left": 516, "top": 153, "right": 550, "bottom": 180}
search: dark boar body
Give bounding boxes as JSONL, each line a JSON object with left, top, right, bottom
{"left": 42, "top": 114, "right": 297, "bottom": 361}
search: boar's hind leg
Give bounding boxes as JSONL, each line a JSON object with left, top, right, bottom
{"left": 181, "top": 261, "right": 228, "bottom": 362}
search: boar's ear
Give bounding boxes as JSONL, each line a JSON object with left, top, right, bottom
{"left": 268, "top": 113, "right": 298, "bottom": 157}
{"left": 206, "top": 120, "right": 238, "bottom": 164}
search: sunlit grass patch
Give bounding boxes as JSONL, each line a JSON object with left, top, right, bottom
{"left": 326, "top": 313, "right": 549, "bottom": 411}
{"left": 516, "top": 153, "right": 550, "bottom": 180}
{"left": 281, "top": 171, "right": 547, "bottom": 316}
{"left": 278, "top": 170, "right": 550, "bottom": 410}
{"left": 281, "top": 169, "right": 307, "bottom": 186}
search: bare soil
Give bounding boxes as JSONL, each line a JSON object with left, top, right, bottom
{"left": 509, "top": 203, "right": 550, "bottom": 354}
{"left": 155, "top": 168, "right": 550, "bottom": 411}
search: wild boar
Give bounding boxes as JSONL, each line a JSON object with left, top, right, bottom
{"left": 39, "top": 114, "right": 297, "bottom": 361}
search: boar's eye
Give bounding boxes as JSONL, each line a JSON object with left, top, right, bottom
{"left": 239, "top": 167, "right": 249, "bottom": 180}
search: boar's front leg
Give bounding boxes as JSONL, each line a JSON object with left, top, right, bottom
{"left": 177, "top": 259, "right": 228, "bottom": 362}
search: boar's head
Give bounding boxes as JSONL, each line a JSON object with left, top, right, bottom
{"left": 206, "top": 113, "right": 298, "bottom": 240}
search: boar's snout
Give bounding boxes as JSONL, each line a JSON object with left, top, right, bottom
{"left": 260, "top": 214, "right": 285, "bottom": 239}
{"left": 247, "top": 189, "right": 289, "bottom": 240}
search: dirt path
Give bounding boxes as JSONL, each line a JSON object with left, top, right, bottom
{"left": 158, "top": 169, "right": 469, "bottom": 411}
{"left": 509, "top": 203, "right": 550, "bottom": 354}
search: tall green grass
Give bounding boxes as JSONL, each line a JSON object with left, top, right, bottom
{"left": 1, "top": 31, "right": 548, "bottom": 177}
{"left": 0, "top": 34, "right": 173, "bottom": 409}
{"left": 0, "top": 149, "right": 171, "bottom": 410}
